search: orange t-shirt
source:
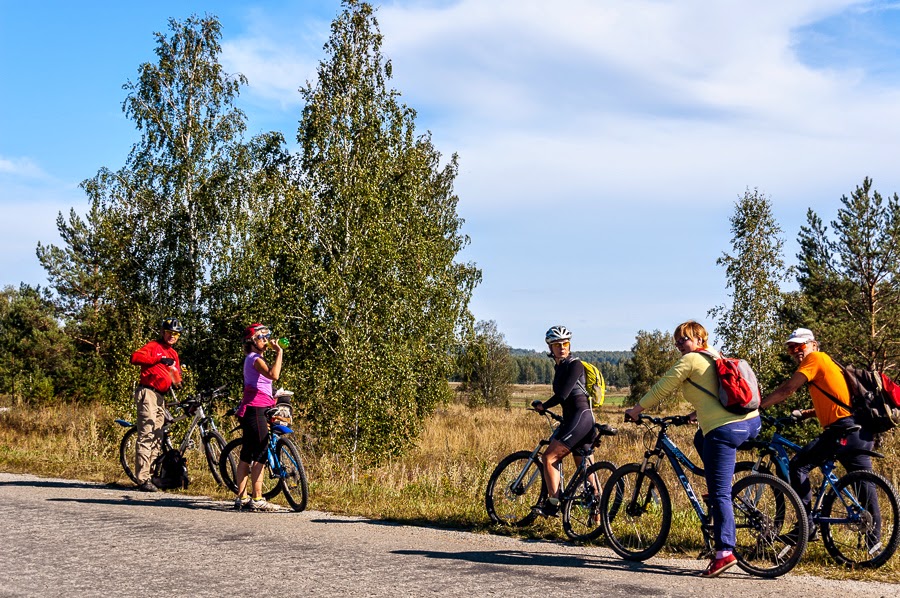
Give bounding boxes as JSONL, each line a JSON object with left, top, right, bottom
{"left": 796, "top": 351, "right": 852, "bottom": 428}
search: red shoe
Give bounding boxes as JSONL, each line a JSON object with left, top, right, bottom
{"left": 699, "top": 554, "right": 737, "bottom": 578}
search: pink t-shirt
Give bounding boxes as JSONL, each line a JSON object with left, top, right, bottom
{"left": 236, "top": 352, "right": 275, "bottom": 417}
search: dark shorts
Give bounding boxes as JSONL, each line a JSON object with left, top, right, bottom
{"left": 239, "top": 406, "right": 269, "bottom": 463}
{"left": 555, "top": 409, "right": 595, "bottom": 452}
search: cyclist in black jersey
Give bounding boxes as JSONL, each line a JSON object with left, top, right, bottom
{"left": 531, "top": 325, "right": 596, "bottom": 517}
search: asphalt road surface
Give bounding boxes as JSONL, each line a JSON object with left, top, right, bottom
{"left": 0, "top": 472, "right": 897, "bottom": 597}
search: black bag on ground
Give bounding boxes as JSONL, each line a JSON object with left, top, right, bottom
{"left": 151, "top": 449, "right": 189, "bottom": 490}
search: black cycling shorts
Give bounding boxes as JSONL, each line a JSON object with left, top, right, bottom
{"left": 239, "top": 406, "right": 269, "bottom": 463}
{"left": 556, "top": 408, "right": 595, "bottom": 452}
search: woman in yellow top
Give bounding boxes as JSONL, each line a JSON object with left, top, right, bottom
{"left": 624, "top": 320, "right": 761, "bottom": 578}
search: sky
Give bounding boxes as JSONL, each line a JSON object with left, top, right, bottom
{"left": 4, "top": 0, "right": 900, "bottom": 351}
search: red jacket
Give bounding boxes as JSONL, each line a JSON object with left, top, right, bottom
{"left": 131, "top": 339, "right": 182, "bottom": 393}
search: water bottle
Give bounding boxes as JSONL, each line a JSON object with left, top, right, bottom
{"left": 277, "top": 337, "right": 290, "bottom": 349}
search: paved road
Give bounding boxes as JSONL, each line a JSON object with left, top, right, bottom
{"left": 0, "top": 472, "right": 897, "bottom": 597}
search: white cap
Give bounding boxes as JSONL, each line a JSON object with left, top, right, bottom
{"left": 786, "top": 328, "right": 816, "bottom": 345}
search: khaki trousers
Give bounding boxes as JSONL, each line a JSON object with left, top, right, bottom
{"left": 134, "top": 386, "right": 166, "bottom": 483}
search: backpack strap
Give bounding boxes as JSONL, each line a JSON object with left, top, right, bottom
{"left": 687, "top": 378, "right": 717, "bottom": 400}
{"left": 807, "top": 355, "right": 852, "bottom": 411}
{"left": 808, "top": 378, "right": 851, "bottom": 411}
{"left": 687, "top": 349, "right": 718, "bottom": 399}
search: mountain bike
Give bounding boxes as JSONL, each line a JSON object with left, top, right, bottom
{"left": 116, "top": 385, "right": 235, "bottom": 487}
{"left": 484, "top": 408, "right": 619, "bottom": 542}
{"left": 736, "top": 413, "right": 900, "bottom": 568}
{"left": 600, "top": 413, "right": 808, "bottom": 578}
{"left": 219, "top": 389, "right": 309, "bottom": 512}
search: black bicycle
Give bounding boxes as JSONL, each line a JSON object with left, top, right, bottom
{"left": 484, "top": 408, "right": 618, "bottom": 542}
{"left": 600, "top": 413, "right": 808, "bottom": 578}
{"left": 116, "top": 385, "right": 235, "bottom": 487}
{"left": 736, "top": 414, "right": 900, "bottom": 568}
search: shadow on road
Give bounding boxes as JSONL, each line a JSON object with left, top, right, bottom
{"left": 0, "top": 479, "right": 113, "bottom": 491}
{"left": 391, "top": 548, "right": 698, "bottom": 579}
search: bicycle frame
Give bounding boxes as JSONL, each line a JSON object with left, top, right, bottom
{"left": 264, "top": 423, "right": 296, "bottom": 478}
{"left": 746, "top": 418, "right": 867, "bottom": 526}
{"left": 638, "top": 419, "right": 709, "bottom": 525}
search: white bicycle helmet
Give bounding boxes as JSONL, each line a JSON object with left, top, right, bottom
{"left": 545, "top": 325, "right": 572, "bottom": 345}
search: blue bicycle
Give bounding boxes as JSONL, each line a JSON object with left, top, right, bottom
{"left": 219, "top": 390, "right": 309, "bottom": 512}
{"left": 737, "top": 414, "right": 900, "bottom": 568}
{"left": 600, "top": 413, "right": 808, "bottom": 578}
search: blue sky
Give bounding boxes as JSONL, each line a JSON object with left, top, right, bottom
{"left": 4, "top": 1, "right": 900, "bottom": 351}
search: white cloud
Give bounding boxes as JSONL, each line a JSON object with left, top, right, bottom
{"left": 0, "top": 155, "right": 46, "bottom": 179}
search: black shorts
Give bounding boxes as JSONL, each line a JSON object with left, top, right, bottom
{"left": 555, "top": 409, "right": 595, "bottom": 452}
{"left": 239, "top": 406, "right": 269, "bottom": 463}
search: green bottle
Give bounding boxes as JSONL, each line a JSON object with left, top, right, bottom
{"left": 277, "top": 337, "right": 290, "bottom": 349}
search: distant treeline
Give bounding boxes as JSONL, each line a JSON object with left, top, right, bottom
{"left": 509, "top": 348, "right": 631, "bottom": 387}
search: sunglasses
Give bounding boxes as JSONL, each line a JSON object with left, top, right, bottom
{"left": 167, "top": 331, "right": 181, "bottom": 339}
{"left": 787, "top": 343, "right": 807, "bottom": 355}
{"left": 674, "top": 336, "right": 692, "bottom": 347}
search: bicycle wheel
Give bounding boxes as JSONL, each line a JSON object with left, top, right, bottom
{"left": 731, "top": 473, "right": 807, "bottom": 578}
{"left": 119, "top": 427, "right": 139, "bottom": 484}
{"left": 561, "top": 460, "right": 617, "bottom": 543}
{"left": 203, "top": 431, "right": 232, "bottom": 487}
{"left": 485, "top": 450, "right": 547, "bottom": 527}
{"left": 275, "top": 437, "right": 309, "bottom": 512}
{"left": 820, "top": 469, "right": 900, "bottom": 568}
{"left": 219, "top": 438, "right": 242, "bottom": 493}
{"left": 600, "top": 463, "right": 671, "bottom": 561}
{"left": 218, "top": 437, "right": 280, "bottom": 500}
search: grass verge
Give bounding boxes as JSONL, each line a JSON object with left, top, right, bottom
{"left": 1, "top": 391, "right": 898, "bottom": 582}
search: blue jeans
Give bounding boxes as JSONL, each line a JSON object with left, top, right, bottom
{"left": 693, "top": 416, "right": 762, "bottom": 552}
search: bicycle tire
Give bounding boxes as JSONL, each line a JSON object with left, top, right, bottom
{"left": 600, "top": 463, "right": 671, "bottom": 561}
{"left": 275, "top": 437, "right": 309, "bottom": 512}
{"left": 820, "top": 469, "right": 900, "bottom": 568}
{"left": 218, "top": 437, "right": 281, "bottom": 500}
{"left": 485, "top": 450, "right": 547, "bottom": 527}
{"left": 561, "top": 460, "right": 617, "bottom": 543}
{"left": 731, "top": 473, "right": 807, "bottom": 578}
{"left": 119, "top": 427, "right": 139, "bottom": 485}
{"left": 203, "top": 431, "right": 232, "bottom": 487}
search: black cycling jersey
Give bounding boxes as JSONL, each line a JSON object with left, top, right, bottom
{"left": 543, "top": 356, "right": 591, "bottom": 420}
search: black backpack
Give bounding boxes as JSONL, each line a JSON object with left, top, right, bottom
{"left": 151, "top": 449, "right": 190, "bottom": 490}
{"left": 810, "top": 359, "right": 900, "bottom": 435}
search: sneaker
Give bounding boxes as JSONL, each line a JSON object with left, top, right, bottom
{"left": 531, "top": 498, "right": 560, "bottom": 518}
{"left": 699, "top": 554, "right": 737, "bottom": 578}
{"left": 137, "top": 480, "right": 159, "bottom": 493}
{"left": 249, "top": 498, "right": 283, "bottom": 512}
{"left": 234, "top": 496, "right": 251, "bottom": 510}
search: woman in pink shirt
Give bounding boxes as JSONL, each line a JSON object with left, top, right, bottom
{"left": 233, "top": 323, "right": 284, "bottom": 512}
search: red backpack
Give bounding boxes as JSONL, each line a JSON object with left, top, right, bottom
{"left": 687, "top": 349, "right": 761, "bottom": 414}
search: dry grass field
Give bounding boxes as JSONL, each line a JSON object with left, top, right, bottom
{"left": 1, "top": 389, "right": 899, "bottom": 581}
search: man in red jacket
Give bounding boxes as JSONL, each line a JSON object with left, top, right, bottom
{"left": 130, "top": 317, "right": 184, "bottom": 492}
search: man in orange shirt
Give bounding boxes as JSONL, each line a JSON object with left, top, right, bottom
{"left": 760, "top": 328, "right": 875, "bottom": 520}
{"left": 130, "top": 317, "right": 184, "bottom": 492}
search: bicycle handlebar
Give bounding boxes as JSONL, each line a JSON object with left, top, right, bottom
{"left": 625, "top": 413, "right": 694, "bottom": 427}
{"left": 529, "top": 407, "right": 563, "bottom": 423}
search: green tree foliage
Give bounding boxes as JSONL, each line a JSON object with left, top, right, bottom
{"left": 796, "top": 177, "right": 900, "bottom": 374}
{"left": 708, "top": 188, "right": 793, "bottom": 392}
{"left": 271, "top": 1, "right": 481, "bottom": 467}
{"left": 506, "top": 349, "right": 631, "bottom": 386}
{"left": 0, "top": 285, "right": 75, "bottom": 404}
{"left": 37, "top": 15, "right": 264, "bottom": 405}
{"left": 624, "top": 330, "right": 681, "bottom": 407}
{"left": 457, "top": 320, "right": 515, "bottom": 407}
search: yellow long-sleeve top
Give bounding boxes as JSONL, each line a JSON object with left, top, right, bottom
{"left": 638, "top": 350, "right": 759, "bottom": 435}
